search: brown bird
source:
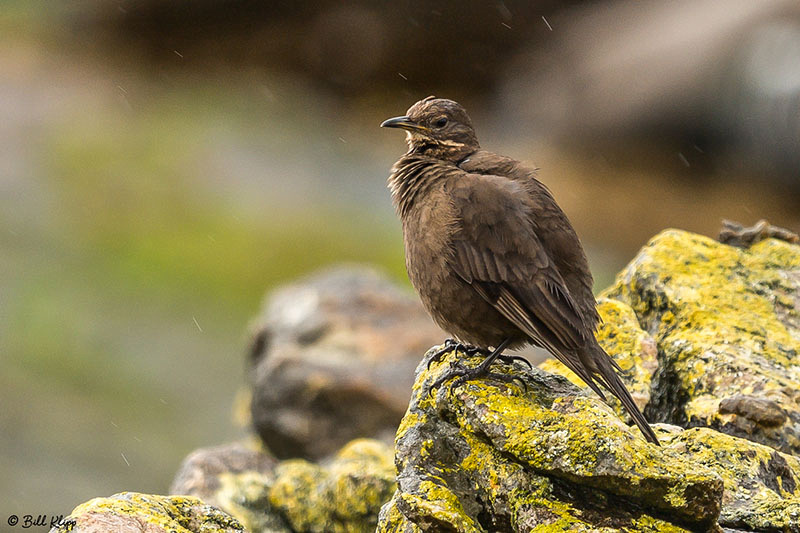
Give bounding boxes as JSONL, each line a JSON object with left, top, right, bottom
{"left": 381, "top": 96, "right": 659, "bottom": 445}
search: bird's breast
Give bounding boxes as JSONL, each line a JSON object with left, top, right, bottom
{"left": 402, "top": 186, "right": 454, "bottom": 290}
{"left": 400, "top": 188, "right": 513, "bottom": 347}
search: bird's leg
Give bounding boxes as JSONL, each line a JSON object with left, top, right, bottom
{"left": 429, "top": 338, "right": 526, "bottom": 393}
{"left": 427, "top": 338, "right": 489, "bottom": 369}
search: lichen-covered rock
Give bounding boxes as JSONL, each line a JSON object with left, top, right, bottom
{"left": 248, "top": 266, "right": 444, "bottom": 459}
{"left": 660, "top": 427, "right": 800, "bottom": 531}
{"left": 604, "top": 230, "right": 800, "bottom": 454}
{"left": 171, "top": 438, "right": 395, "bottom": 533}
{"left": 378, "top": 348, "right": 724, "bottom": 532}
{"left": 269, "top": 439, "right": 395, "bottom": 532}
{"left": 170, "top": 440, "right": 291, "bottom": 533}
{"left": 49, "top": 492, "right": 244, "bottom": 533}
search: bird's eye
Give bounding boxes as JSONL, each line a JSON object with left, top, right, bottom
{"left": 434, "top": 117, "right": 448, "bottom": 128}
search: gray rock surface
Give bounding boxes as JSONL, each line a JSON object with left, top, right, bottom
{"left": 660, "top": 426, "right": 800, "bottom": 531}
{"left": 248, "top": 265, "right": 444, "bottom": 460}
{"left": 170, "top": 440, "right": 291, "bottom": 533}
{"left": 377, "top": 349, "right": 723, "bottom": 532}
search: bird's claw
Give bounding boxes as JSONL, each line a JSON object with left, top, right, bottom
{"left": 497, "top": 353, "right": 532, "bottom": 370}
{"left": 428, "top": 360, "right": 527, "bottom": 396}
{"left": 427, "top": 338, "right": 488, "bottom": 369}
{"left": 429, "top": 360, "right": 469, "bottom": 392}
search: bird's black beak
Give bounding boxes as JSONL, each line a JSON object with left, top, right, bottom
{"left": 380, "top": 116, "right": 428, "bottom": 132}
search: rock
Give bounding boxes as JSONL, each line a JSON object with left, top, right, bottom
{"left": 49, "top": 492, "right": 243, "bottom": 533}
{"left": 660, "top": 427, "right": 800, "bottom": 531}
{"left": 248, "top": 266, "right": 444, "bottom": 460}
{"left": 603, "top": 230, "right": 800, "bottom": 454}
{"left": 269, "top": 438, "right": 396, "bottom": 533}
{"left": 250, "top": 267, "right": 445, "bottom": 459}
{"left": 718, "top": 395, "right": 787, "bottom": 426}
{"left": 378, "top": 348, "right": 724, "bottom": 532}
{"left": 170, "top": 440, "right": 291, "bottom": 533}
{"left": 718, "top": 219, "right": 799, "bottom": 248}
{"left": 171, "top": 438, "right": 395, "bottom": 533}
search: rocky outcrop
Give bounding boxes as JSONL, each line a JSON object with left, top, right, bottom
{"left": 170, "top": 438, "right": 395, "bottom": 533}
{"left": 377, "top": 349, "right": 723, "bottom": 532}
{"left": 380, "top": 230, "right": 800, "bottom": 532}
{"left": 544, "top": 231, "right": 800, "bottom": 456}
{"left": 49, "top": 492, "right": 244, "bottom": 533}
{"left": 248, "top": 266, "right": 443, "bottom": 460}
{"left": 663, "top": 427, "right": 800, "bottom": 531}
{"left": 379, "top": 344, "right": 800, "bottom": 532}
{"left": 603, "top": 230, "right": 800, "bottom": 454}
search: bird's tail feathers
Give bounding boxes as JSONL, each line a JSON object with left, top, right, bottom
{"left": 592, "top": 347, "right": 660, "bottom": 446}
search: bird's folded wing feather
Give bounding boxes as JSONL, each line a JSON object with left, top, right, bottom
{"left": 446, "top": 173, "right": 596, "bottom": 380}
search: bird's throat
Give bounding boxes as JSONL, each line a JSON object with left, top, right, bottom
{"left": 388, "top": 156, "right": 450, "bottom": 218}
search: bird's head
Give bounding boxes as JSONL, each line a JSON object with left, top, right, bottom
{"left": 381, "top": 96, "right": 479, "bottom": 162}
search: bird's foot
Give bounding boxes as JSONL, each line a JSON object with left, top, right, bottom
{"left": 429, "top": 360, "right": 527, "bottom": 395}
{"left": 497, "top": 353, "right": 532, "bottom": 370}
{"left": 427, "top": 338, "right": 488, "bottom": 369}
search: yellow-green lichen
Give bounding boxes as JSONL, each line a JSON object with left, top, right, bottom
{"left": 375, "top": 492, "right": 424, "bottom": 533}
{"left": 458, "top": 428, "right": 530, "bottom": 508}
{"left": 409, "top": 480, "right": 483, "bottom": 532}
{"left": 628, "top": 514, "right": 691, "bottom": 532}
{"left": 398, "top": 367, "right": 704, "bottom": 530}
{"left": 268, "top": 439, "right": 395, "bottom": 533}
{"left": 336, "top": 438, "right": 394, "bottom": 467}
{"left": 214, "top": 471, "right": 283, "bottom": 533}
{"left": 604, "top": 230, "right": 800, "bottom": 452}
{"left": 389, "top": 346, "right": 731, "bottom": 531}
{"left": 661, "top": 427, "right": 800, "bottom": 530}
{"left": 60, "top": 492, "right": 243, "bottom": 532}
{"left": 269, "top": 459, "right": 323, "bottom": 531}
{"left": 328, "top": 440, "right": 396, "bottom": 519}
{"left": 396, "top": 411, "right": 424, "bottom": 442}
{"left": 441, "top": 370, "right": 722, "bottom": 524}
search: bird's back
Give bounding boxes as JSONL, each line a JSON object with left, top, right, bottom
{"left": 460, "top": 151, "right": 600, "bottom": 331}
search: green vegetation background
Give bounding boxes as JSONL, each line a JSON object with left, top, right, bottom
{"left": 0, "top": 9, "right": 410, "bottom": 510}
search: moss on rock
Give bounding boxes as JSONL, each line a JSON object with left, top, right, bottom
{"left": 170, "top": 439, "right": 291, "bottom": 533}
{"left": 170, "top": 438, "right": 394, "bottom": 533}
{"left": 215, "top": 470, "right": 288, "bottom": 533}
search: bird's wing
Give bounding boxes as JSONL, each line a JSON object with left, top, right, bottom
{"left": 460, "top": 152, "right": 601, "bottom": 331}
{"left": 446, "top": 174, "right": 603, "bottom": 391}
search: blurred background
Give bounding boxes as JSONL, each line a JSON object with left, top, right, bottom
{"left": 2, "top": 0, "right": 799, "bottom": 517}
